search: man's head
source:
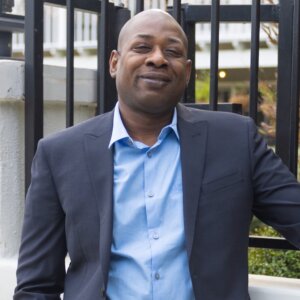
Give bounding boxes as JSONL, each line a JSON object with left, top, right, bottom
{"left": 109, "top": 9, "right": 192, "bottom": 117}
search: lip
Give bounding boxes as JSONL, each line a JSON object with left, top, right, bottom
{"left": 139, "top": 72, "right": 171, "bottom": 83}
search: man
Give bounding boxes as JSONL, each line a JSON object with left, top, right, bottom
{"left": 14, "top": 9, "right": 300, "bottom": 300}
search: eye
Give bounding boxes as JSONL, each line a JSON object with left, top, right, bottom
{"left": 165, "top": 48, "right": 183, "bottom": 58}
{"left": 132, "top": 44, "right": 152, "bottom": 53}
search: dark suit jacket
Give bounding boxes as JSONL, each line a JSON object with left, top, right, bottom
{"left": 14, "top": 104, "right": 300, "bottom": 300}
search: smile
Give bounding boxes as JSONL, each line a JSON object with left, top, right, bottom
{"left": 139, "top": 73, "right": 171, "bottom": 86}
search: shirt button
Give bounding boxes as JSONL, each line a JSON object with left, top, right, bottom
{"left": 147, "top": 151, "right": 152, "bottom": 158}
{"left": 147, "top": 192, "right": 154, "bottom": 198}
{"left": 153, "top": 232, "right": 159, "bottom": 240}
{"left": 155, "top": 272, "right": 160, "bottom": 280}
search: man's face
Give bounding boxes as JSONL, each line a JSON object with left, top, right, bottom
{"left": 109, "top": 12, "right": 192, "bottom": 116}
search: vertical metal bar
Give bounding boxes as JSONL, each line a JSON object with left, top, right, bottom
{"left": 249, "top": 0, "right": 260, "bottom": 123}
{"left": 0, "top": 0, "right": 13, "bottom": 57}
{"left": 182, "top": 5, "right": 195, "bottom": 103}
{"left": 135, "top": 0, "right": 144, "bottom": 14}
{"left": 289, "top": 0, "right": 300, "bottom": 176}
{"left": 66, "top": 0, "right": 74, "bottom": 127}
{"left": 97, "top": 4, "right": 130, "bottom": 115}
{"left": 25, "top": 0, "right": 44, "bottom": 190}
{"left": 97, "top": 0, "right": 108, "bottom": 115}
{"left": 173, "top": 0, "right": 181, "bottom": 24}
{"left": 0, "top": 32, "right": 12, "bottom": 57}
{"left": 209, "top": 0, "right": 220, "bottom": 111}
{"left": 276, "top": 0, "right": 294, "bottom": 168}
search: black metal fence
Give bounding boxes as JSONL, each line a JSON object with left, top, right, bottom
{"left": 1, "top": 0, "right": 299, "bottom": 251}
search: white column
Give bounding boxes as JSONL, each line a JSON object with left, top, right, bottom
{"left": 0, "top": 60, "right": 25, "bottom": 300}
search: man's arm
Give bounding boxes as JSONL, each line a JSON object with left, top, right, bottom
{"left": 249, "top": 119, "right": 300, "bottom": 248}
{"left": 14, "top": 140, "right": 67, "bottom": 300}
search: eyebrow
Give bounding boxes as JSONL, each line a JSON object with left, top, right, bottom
{"left": 134, "top": 34, "right": 184, "bottom": 46}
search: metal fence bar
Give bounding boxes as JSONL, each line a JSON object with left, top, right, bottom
{"left": 66, "top": 0, "right": 74, "bottom": 127}
{"left": 249, "top": 236, "right": 298, "bottom": 250}
{"left": 0, "top": 13, "right": 25, "bottom": 32}
{"left": 276, "top": 0, "right": 294, "bottom": 169}
{"left": 249, "top": 0, "right": 260, "bottom": 123}
{"left": 185, "top": 5, "right": 279, "bottom": 23}
{"left": 0, "top": 0, "right": 13, "bottom": 57}
{"left": 183, "top": 5, "right": 195, "bottom": 103}
{"left": 97, "top": 3, "right": 130, "bottom": 114}
{"left": 46, "top": 0, "right": 101, "bottom": 12}
{"left": 209, "top": 0, "right": 220, "bottom": 111}
{"left": 135, "top": 0, "right": 144, "bottom": 14}
{"left": 0, "top": 31, "right": 11, "bottom": 56}
{"left": 173, "top": 0, "right": 181, "bottom": 24}
{"left": 97, "top": 0, "right": 109, "bottom": 115}
{"left": 289, "top": 0, "right": 300, "bottom": 176}
{"left": 25, "top": 0, "right": 44, "bottom": 190}
{"left": 185, "top": 103, "right": 242, "bottom": 114}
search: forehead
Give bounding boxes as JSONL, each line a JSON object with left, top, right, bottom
{"left": 131, "top": 33, "right": 184, "bottom": 46}
{"left": 119, "top": 13, "right": 187, "bottom": 49}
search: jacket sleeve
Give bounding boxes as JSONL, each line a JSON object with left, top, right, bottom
{"left": 249, "top": 118, "right": 300, "bottom": 248}
{"left": 14, "top": 140, "right": 67, "bottom": 300}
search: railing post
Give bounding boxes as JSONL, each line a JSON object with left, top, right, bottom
{"left": 0, "top": 32, "right": 11, "bottom": 56}
{"left": 0, "top": 0, "right": 14, "bottom": 57}
{"left": 209, "top": 0, "right": 220, "bottom": 111}
{"left": 276, "top": 0, "right": 296, "bottom": 173}
{"left": 289, "top": 0, "right": 300, "bottom": 176}
{"left": 97, "top": 2, "right": 130, "bottom": 114}
{"left": 249, "top": 0, "right": 260, "bottom": 123}
{"left": 182, "top": 4, "right": 195, "bottom": 103}
{"left": 25, "top": 0, "right": 44, "bottom": 190}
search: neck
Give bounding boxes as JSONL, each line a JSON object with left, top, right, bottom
{"left": 118, "top": 103, "right": 174, "bottom": 146}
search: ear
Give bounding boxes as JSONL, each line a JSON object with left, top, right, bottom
{"left": 185, "top": 59, "right": 192, "bottom": 86}
{"left": 109, "top": 50, "right": 119, "bottom": 79}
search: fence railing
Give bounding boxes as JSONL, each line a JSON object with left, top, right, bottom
{"left": 183, "top": 0, "right": 300, "bottom": 250}
{"left": 12, "top": 5, "right": 275, "bottom": 55}
{"left": 1, "top": 0, "right": 300, "bottom": 252}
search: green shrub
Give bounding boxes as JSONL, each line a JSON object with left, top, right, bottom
{"left": 248, "top": 224, "right": 300, "bottom": 278}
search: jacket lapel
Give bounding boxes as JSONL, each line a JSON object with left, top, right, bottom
{"left": 177, "top": 104, "right": 208, "bottom": 258}
{"left": 83, "top": 112, "right": 114, "bottom": 286}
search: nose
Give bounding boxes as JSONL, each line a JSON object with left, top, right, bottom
{"left": 145, "top": 47, "right": 168, "bottom": 68}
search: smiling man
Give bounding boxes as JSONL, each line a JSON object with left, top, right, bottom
{"left": 14, "top": 9, "right": 300, "bottom": 300}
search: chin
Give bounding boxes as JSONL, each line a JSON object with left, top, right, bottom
{"left": 138, "top": 101, "right": 177, "bottom": 115}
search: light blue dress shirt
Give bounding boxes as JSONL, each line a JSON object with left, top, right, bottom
{"left": 107, "top": 103, "right": 195, "bottom": 300}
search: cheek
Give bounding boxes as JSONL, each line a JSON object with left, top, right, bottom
{"left": 172, "top": 62, "right": 189, "bottom": 79}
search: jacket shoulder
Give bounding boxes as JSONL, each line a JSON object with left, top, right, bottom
{"left": 177, "top": 103, "right": 253, "bottom": 126}
{"left": 40, "top": 110, "right": 113, "bottom": 146}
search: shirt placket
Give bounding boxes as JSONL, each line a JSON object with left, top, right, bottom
{"left": 144, "top": 146, "right": 163, "bottom": 299}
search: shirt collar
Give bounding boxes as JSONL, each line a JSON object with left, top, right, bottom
{"left": 108, "top": 102, "right": 179, "bottom": 148}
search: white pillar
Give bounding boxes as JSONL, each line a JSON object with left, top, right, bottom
{"left": 0, "top": 60, "right": 25, "bottom": 299}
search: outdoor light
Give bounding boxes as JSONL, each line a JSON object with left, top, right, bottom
{"left": 219, "top": 70, "right": 227, "bottom": 79}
